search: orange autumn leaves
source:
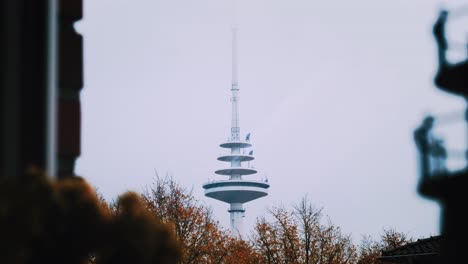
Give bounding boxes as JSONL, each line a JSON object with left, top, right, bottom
{"left": 140, "top": 177, "right": 411, "bottom": 264}
{"left": 252, "top": 199, "right": 357, "bottom": 264}
{"left": 141, "top": 176, "right": 261, "bottom": 264}
{"left": 1, "top": 171, "right": 412, "bottom": 264}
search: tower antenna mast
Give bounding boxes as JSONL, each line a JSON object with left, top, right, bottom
{"left": 230, "top": 0, "right": 240, "bottom": 141}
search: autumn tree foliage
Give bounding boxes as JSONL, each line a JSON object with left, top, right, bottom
{"left": 1, "top": 169, "right": 416, "bottom": 264}
{"left": 357, "top": 228, "right": 413, "bottom": 264}
{"left": 251, "top": 196, "right": 414, "bottom": 264}
{"left": 253, "top": 208, "right": 300, "bottom": 263}
{"left": 137, "top": 177, "right": 417, "bottom": 264}
{"left": 141, "top": 176, "right": 260, "bottom": 264}
{"left": 252, "top": 196, "right": 357, "bottom": 264}
{"left": 294, "top": 196, "right": 357, "bottom": 264}
{"left": 223, "top": 238, "right": 263, "bottom": 264}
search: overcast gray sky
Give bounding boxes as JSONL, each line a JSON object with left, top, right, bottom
{"left": 76, "top": 0, "right": 467, "bottom": 242}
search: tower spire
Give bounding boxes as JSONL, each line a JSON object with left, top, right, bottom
{"left": 230, "top": 0, "right": 240, "bottom": 141}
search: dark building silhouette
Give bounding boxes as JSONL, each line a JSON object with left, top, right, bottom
{"left": 379, "top": 9, "right": 467, "bottom": 264}
{"left": 414, "top": 9, "right": 468, "bottom": 264}
{"left": 379, "top": 236, "right": 443, "bottom": 264}
{"left": 1, "top": 0, "right": 83, "bottom": 179}
{"left": 1, "top": 2, "right": 182, "bottom": 264}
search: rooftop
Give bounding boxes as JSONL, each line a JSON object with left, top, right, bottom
{"left": 378, "top": 235, "right": 442, "bottom": 263}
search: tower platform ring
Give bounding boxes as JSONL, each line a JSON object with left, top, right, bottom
{"left": 217, "top": 154, "right": 254, "bottom": 162}
{"left": 215, "top": 167, "right": 257, "bottom": 175}
{"left": 220, "top": 141, "right": 252, "bottom": 148}
{"left": 203, "top": 180, "right": 269, "bottom": 204}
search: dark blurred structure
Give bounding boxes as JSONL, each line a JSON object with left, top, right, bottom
{"left": 1, "top": 0, "right": 83, "bottom": 179}
{"left": 379, "top": 236, "right": 443, "bottom": 264}
{"left": 1, "top": 2, "right": 182, "bottom": 263}
{"left": 415, "top": 9, "right": 468, "bottom": 264}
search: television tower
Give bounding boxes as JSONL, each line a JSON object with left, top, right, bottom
{"left": 202, "top": 2, "right": 269, "bottom": 238}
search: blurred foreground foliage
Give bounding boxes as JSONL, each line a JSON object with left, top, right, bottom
{"left": 0, "top": 170, "right": 414, "bottom": 264}
{"left": 0, "top": 168, "right": 181, "bottom": 264}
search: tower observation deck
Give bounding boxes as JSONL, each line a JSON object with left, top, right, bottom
{"left": 202, "top": 5, "right": 269, "bottom": 238}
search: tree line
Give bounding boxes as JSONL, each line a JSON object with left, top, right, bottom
{"left": 0, "top": 169, "right": 414, "bottom": 264}
{"left": 136, "top": 176, "right": 413, "bottom": 264}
